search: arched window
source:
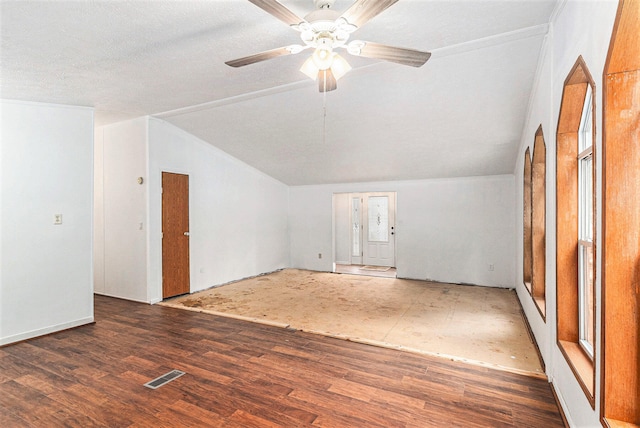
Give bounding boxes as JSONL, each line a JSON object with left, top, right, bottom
{"left": 531, "top": 127, "right": 546, "bottom": 318}
{"left": 523, "top": 148, "right": 532, "bottom": 291}
{"left": 556, "top": 56, "right": 596, "bottom": 405}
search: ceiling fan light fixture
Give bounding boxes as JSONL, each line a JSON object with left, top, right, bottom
{"left": 311, "top": 44, "right": 334, "bottom": 70}
{"left": 300, "top": 52, "right": 351, "bottom": 82}
{"left": 300, "top": 56, "right": 320, "bottom": 80}
{"left": 330, "top": 54, "right": 351, "bottom": 80}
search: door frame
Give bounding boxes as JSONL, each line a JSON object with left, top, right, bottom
{"left": 333, "top": 191, "right": 397, "bottom": 269}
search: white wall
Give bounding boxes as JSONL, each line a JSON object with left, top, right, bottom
{"left": 514, "top": 17, "right": 554, "bottom": 379}
{"left": 513, "top": 1, "right": 618, "bottom": 426}
{"left": 94, "top": 117, "right": 290, "bottom": 303}
{"left": 147, "top": 118, "right": 289, "bottom": 303}
{"left": 1, "top": 100, "right": 94, "bottom": 345}
{"left": 94, "top": 118, "right": 148, "bottom": 302}
{"left": 333, "top": 193, "right": 350, "bottom": 264}
{"left": 290, "top": 175, "right": 515, "bottom": 288}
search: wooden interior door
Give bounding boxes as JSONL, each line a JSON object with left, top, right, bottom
{"left": 162, "top": 172, "right": 190, "bottom": 299}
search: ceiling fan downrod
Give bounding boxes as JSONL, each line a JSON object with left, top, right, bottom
{"left": 313, "top": 0, "right": 335, "bottom": 10}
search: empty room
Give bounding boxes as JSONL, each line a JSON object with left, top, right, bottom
{"left": 1, "top": 0, "right": 638, "bottom": 427}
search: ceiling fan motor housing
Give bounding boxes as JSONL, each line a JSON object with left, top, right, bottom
{"left": 300, "top": 7, "right": 356, "bottom": 50}
{"left": 303, "top": 8, "right": 340, "bottom": 28}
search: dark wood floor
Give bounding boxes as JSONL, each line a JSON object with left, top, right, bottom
{"left": 0, "top": 295, "right": 564, "bottom": 427}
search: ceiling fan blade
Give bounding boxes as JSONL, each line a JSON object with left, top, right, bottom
{"left": 248, "top": 0, "right": 304, "bottom": 27}
{"left": 225, "top": 47, "right": 294, "bottom": 68}
{"left": 340, "top": 0, "right": 399, "bottom": 28}
{"left": 351, "top": 41, "right": 431, "bottom": 67}
{"left": 318, "top": 69, "right": 337, "bottom": 92}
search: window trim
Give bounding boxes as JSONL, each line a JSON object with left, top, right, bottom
{"left": 523, "top": 148, "right": 533, "bottom": 292}
{"left": 555, "top": 56, "right": 596, "bottom": 407}
{"left": 531, "top": 127, "right": 546, "bottom": 319}
{"left": 601, "top": 0, "right": 640, "bottom": 425}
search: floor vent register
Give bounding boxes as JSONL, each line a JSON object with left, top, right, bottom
{"left": 144, "top": 370, "right": 185, "bottom": 389}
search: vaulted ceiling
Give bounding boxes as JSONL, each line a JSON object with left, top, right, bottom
{"left": 1, "top": 0, "right": 558, "bottom": 185}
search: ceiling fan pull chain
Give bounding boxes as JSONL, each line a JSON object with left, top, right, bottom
{"left": 323, "top": 72, "right": 327, "bottom": 145}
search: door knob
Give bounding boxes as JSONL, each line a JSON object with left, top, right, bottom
{"left": 184, "top": 232, "right": 190, "bottom": 236}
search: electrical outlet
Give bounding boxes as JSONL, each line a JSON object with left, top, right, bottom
{"left": 318, "top": 253, "right": 322, "bottom": 259}
{"left": 489, "top": 264, "right": 495, "bottom": 271}
{"left": 54, "top": 214, "right": 63, "bottom": 225}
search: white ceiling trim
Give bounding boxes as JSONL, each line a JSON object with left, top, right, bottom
{"left": 154, "top": 79, "right": 312, "bottom": 119}
{"left": 156, "top": 24, "right": 550, "bottom": 121}
{"left": 431, "top": 24, "right": 550, "bottom": 59}
{"left": 154, "top": 61, "right": 385, "bottom": 120}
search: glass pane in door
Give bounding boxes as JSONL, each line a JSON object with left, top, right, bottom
{"left": 352, "top": 197, "right": 360, "bottom": 257}
{"left": 368, "top": 196, "right": 389, "bottom": 242}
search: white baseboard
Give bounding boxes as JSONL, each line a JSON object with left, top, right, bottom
{"left": 94, "top": 291, "right": 152, "bottom": 304}
{"left": 0, "top": 316, "right": 94, "bottom": 346}
{"left": 550, "top": 379, "right": 575, "bottom": 428}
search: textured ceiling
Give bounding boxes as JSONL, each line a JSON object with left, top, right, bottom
{"left": 1, "top": 0, "right": 558, "bottom": 185}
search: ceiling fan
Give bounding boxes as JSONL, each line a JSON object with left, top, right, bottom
{"left": 225, "top": 0, "right": 431, "bottom": 92}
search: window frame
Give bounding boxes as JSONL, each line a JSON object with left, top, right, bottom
{"left": 555, "top": 56, "right": 596, "bottom": 407}
{"left": 531, "top": 127, "right": 546, "bottom": 319}
{"left": 577, "top": 85, "right": 595, "bottom": 360}
{"left": 523, "top": 148, "right": 533, "bottom": 292}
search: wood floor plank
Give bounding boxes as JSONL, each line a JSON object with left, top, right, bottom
{"left": 152, "top": 400, "right": 227, "bottom": 428}
{"left": 46, "top": 384, "right": 134, "bottom": 427}
{"left": 0, "top": 295, "right": 565, "bottom": 427}
{"left": 0, "top": 408, "right": 33, "bottom": 428}
{"left": 14, "top": 374, "right": 61, "bottom": 396}
{"left": 287, "top": 388, "right": 400, "bottom": 428}
{"left": 1, "top": 380, "right": 102, "bottom": 428}
{"left": 327, "top": 377, "right": 426, "bottom": 409}
{"left": 229, "top": 409, "right": 288, "bottom": 428}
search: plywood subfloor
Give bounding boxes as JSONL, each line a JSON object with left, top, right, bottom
{"left": 335, "top": 263, "right": 398, "bottom": 278}
{"left": 161, "top": 269, "right": 543, "bottom": 376}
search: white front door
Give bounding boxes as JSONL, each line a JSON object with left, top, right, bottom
{"left": 363, "top": 192, "right": 396, "bottom": 267}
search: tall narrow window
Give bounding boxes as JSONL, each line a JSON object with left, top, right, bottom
{"left": 531, "top": 127, "right": 546, "bottom": 318}
{"left": 577, "top": 85, "right": 594, "bottom": 358}
{"left": 523, "top": 148, "right": 532, "bottom": 292}
{"left": 556, "top": 56, "right": 596, "bottom": 405}
{"left": 351, "top": 197, "right": 361, "bottom": 257}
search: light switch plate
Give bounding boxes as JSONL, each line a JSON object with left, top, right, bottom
{"left": 54, "top": 214, "right": 63, "bottom": 225}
